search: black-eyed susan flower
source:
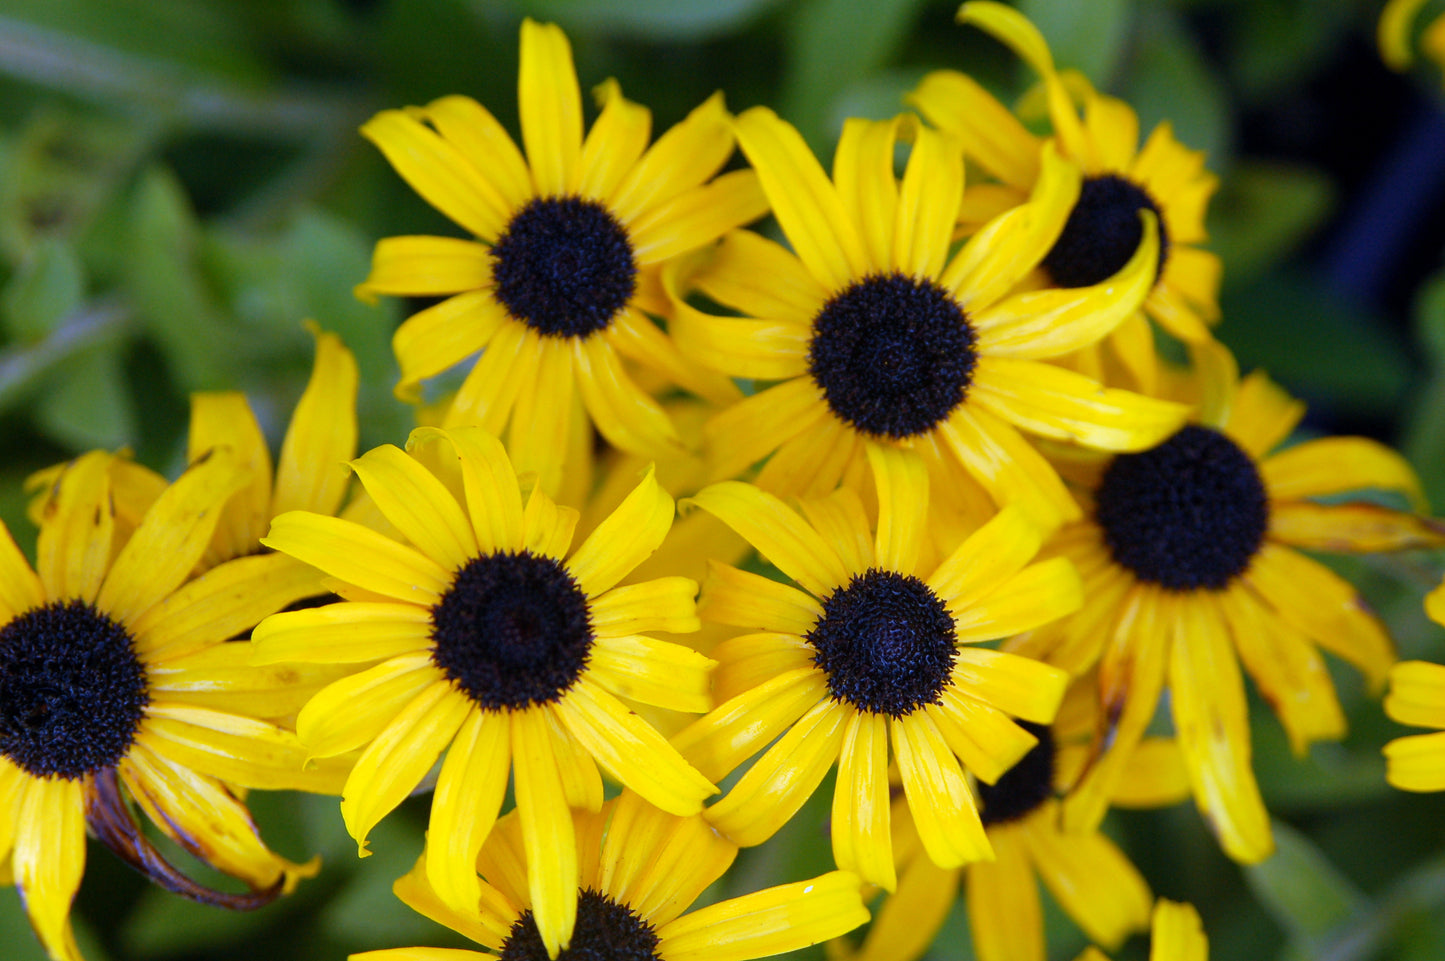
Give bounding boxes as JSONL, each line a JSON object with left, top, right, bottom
{"left": 832, "top": 675, "right": 1180, "bottom": 961}
{"left": 1016, "top": 342, "right": 1445, "bottom": 863}
{"left": 673, "top": 443, "right": 1077, "bottom": 889}
{"left": 252, "top": 426, "right": 717, "bottom": 953}
{"left": 910, "top": 2, "right": 1221, "bottom": 391}
{"left": 1075, "top": 900, "right": 1208, "bottom": 961}
{"left": 1383, "top": 583, "right": 1445, "bottom": 791}
{"left": 0, "top": 448, "right": 347, "bottom": 961}
{"left": 353, "top": 790, "right": 869, "bottom": 961}
{"left": 357, "top": 18, "right": 759, "bottom": 496}
{"left": 668, "top": 108, "right": 1186, "bottom": 531}
{"left": 1381, "top": 0, "right": 1445, "bottom": 84}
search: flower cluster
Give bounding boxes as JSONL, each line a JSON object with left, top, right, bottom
{"left": 5, "top": 5, "right": 1445, "bottom": 961}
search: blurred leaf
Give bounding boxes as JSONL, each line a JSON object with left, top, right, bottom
{"left": 34, "top": 346, "right": 134, "bottom": 449}
{"left": 1404, "top": 270, "right": 1445, "bottom": 505}
{"left": 1413, "top": 266, "right": 1445, "bottom": 362}
{"left": 0, "top": 299, "right": 129, "bottom": 414}
{"left": 319, "top": 812, "right": 453, "bottom": 948}
{"left": 779, "top": 0, "right": 931, "bottom": 150}
{"left": 2, "top": 237, "right": 84, "bottom": 342}
{"left": 0, "top": 108, "right": 151, "bottom": 262}
{"left": 1217, "top": 269, "right": 1413, "bottom": 415}
{"left": 1209, "top": 162, "right": 1334, "bottom": 286}
{"left": 1246, "top": 819, "right": 1370, "bottom": 953}
{"left": 0, "top": 892, "right": 55, "bottom": 961}
{"left": 511, "top": 0, "right": 786, "bottom": 40}
{"left": 1229, "top": 0, "right": 1353, "bottom": 103}
{"left": 124, "top": 167, "right": 240, "bottom": 390}
{"left": 1122, "top": 7, "right": 1230, "bottom": 163}
{"left": 1019, "top": 0, "right": 1132, "bottom": 85}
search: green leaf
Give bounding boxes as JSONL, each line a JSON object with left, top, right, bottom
{"left": 1245, "top": 819, "right": 1370, "bottom": 951}
{"left": 510, "top": 0, "right": 787, "bottom": 40}
{"left": 1019, "top": 0, "right": 1132, "bottom": 85}
{"left": 1216, "top": 269, "right": 1412, "bottom": 415}
{"left": 1121, "top": 7, "right": 1230, "bottom": 164}
{"left": 34, "top": 346, "right": 134, "bottom": 450}
{"left": 1208, "top": 162, "right": 1334, "bottom": 286}
{"left": 124, "top": 167, "right": 240, "bottom": 390}
{"left": 779, "top": 0, "right": 932, "bottom": 151}
{"left": 1, "top": 238, "right": 85, "bottom": 343}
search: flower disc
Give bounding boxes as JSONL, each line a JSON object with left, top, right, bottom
{"left": 499, "top": 889, "right": 660, "bottom": 961}
{"left": 1042, "top": 174, "right": 1170, "bottom": 288}
{"left": 977, "top": 721, "right": 1055, "bottom": 826}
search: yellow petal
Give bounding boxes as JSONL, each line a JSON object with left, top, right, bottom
{"left": 145, "top": 641, "right": 347, "bottom": 720}
{"left": 832, "top": 710, "right": 896, "bottom": 891}
{"left": 392, "top": 292, "right": 510, "bottom": 403}
{"left": 949, "top": 556, "right": 1083, "bottom": 643}
{"left": 1268, "top": 502, "right": 1445, "bottom": 553}
{"left": 668, "top": 297, "right": 812, "bottom": 380}
{"left": 351, "top": 444, "right": 478, "bottom": 573}
{"left": 508, "top": 340, "right": 575, "bottom": 498}
{"left": 340, "top": 681, "right": 472, "bottom": 855}
{"left": 867, "top": 442, "right": 928, "bottom": 576}
{"left": 1224, "top": 369, "right": 1305, "bottom": 460}
{"left": 948, "top": 647, "right": 1069, "bottom": 724}
{"left": 188, "top": 392, "right": 271, "bottom": 564}
{"left": 687, "top": 482, "right": 849, "bottom": 599}
{"left": 894, "top": 123, "right": 963, "bottom": 279}
{"left": 1169, "top": 597, "right": 1274, "bottom": 863}
{"left": 273, "top": 327, "right": 359, "bottom": 519}
{"left": 442, "top": 315, "right": 538, "bottom": 434}
{"left": 1380, "top": 0, "right": 1431, "bottom": 69}
{"left": 417, "top": 94, "right": 531, "bottom": 212}
{"left": 553, "top": 678, "right": 716, "bottom": 814}
{"left": 1244, "top": 543, "right": 1394, "bottom": 690}
{"left": 35, "top": 450, "right": 114, "bottom": 604}
{"left": 937, "top": 406, "right": 1079, "bottom": 533}
{"left": 672, "top": 668, "right": 828, "bottom": 782}
{"left": 572, "top": 333, "right": 682, "bottom": 458}
{"left": 394, "top": 850, "right": 514, "bottom": 950}
{"left": 611, "top": 91, "right": 735, "bottom": 225}
{"left": 567, "top": 465, "right": 673, "bottom": 597}
{"left": 361, "top": 109, "right": 512, "bottom": 240}
{"left": 927, "top": 691, "right": 1038, "bottom": 785}
{"left": 629, "top": 170, "right": 769, "bottom": 265}
{"left": 1023, "top": 815, "right": 1152, "bottom": 949}
{"left": 690, "top": 227, "right": 830, "bottom": 322}
{"left": 510, "top": 706, "right": 578, "bottom": 956}
{"left": 602, "top": 793, "right": 738, "bottom": 928}
{"left": 14, "top": 776, "right": 87, "bottom": 961}
{"left": 521, "top": 482, "right": 579, "bottom": 560}
{"left": 296, "top": 651, "right": 440, "bottom": 758}
{"left": 967, "top": 828, "right": 1044, "bottom": 961}
{"left": 733, "top": 106, "right": 868, "bottom": 291}
{"left": 927, "top": 504, "right": 1046, "bottom": 610}
{"left": 1262, "top": 435, "right": 1425, "bottom": 508}
{"left": 138, "top": 704, "right": 349, "bottom": 793}
{"left": 796, "top": 487, "right": 875, "bottom": 577}
{"left": 409, "top": 427, "right": 526, "bottom": 556}
{"left": 357, "top": 235, "right": 493, "bottom": 298}
{"left": 517, "top": 19, "right": 582, "bottom": 195}
{"left": 704, "top": 697, "right": 848, "bottom": 846}
{"left": 1150, "top": 900, "right": 1209, "bottom": 961}
{"left": 99, "top": 447, "right": 251, "bottom": 625}
{"left": 853, "top": 856, "right": 959, "bottom": 961}
{"left": 656, "top": 870, "right": 870, "bottom": 961}
{"left": 0, "top": 518, "right": 41, "bottom": 620}
{"left": 833, "top": 116, "right": 902, "bottom": 273}
{"left": 250, "top": 602, "right": 434, "bottom": 665}
{"left": 262, "top": 511, "right": 451, "bottom": 606}
{"left": 578, "top": 78, "right": 650, "bottom": 204}
{"left": 699, "top": 557, "right": 826, "bottom": 632}
{"left": 703, "top": 377, "right": 831, "bottom": 483}
{"left": 604, "top": 305, "right": 745, "bottom": 407}
{"left": 1385, "top": 730, "right": 1445, "bottom": 791}
{"left": 426, "top": 709, "right": 511, "bottom": 917}
{"left": 589, "top": 577, "right": 699, "bottom": 638}
{"left": 1387, "top": 660, "right": 1445, "bottom": 729}
{"left": 908, "top": 68, "right": 1040, "bottom": 188}
{"left": 588, "top": 633, "right": 714, "bottom": 714}
{"left": 893, "top": 711, "right": 991, "bottom": 866}
{"left": 969, "top": 356, "right": 1188, "bottom": 452}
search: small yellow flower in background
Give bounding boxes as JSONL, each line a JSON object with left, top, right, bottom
{"left": 1381, "top": 0, "right": 1445, "bottom": 84}
{"left": 1383, "top": 581, "right": 1445, "bottom": 791}
{"left": 1017, "top": 341, "right": 1445, "bottom": 863}
{"left": 0, "top": 447, "right": 346, "bottom": 961}
{"left": 674, "top": 442, "right": 1077, "bottom": 890}
{"left": 910, "top": 1, "right": 1221, "bottom": 392}
{"left": 352, "top": 790, "right": 869, "bottom": 961}
{"left": 357, "top": 18, "right": 761, "bottom": 497}
{"left": 1074, "top": 899, "right": 1209, "bottom": 961}
{"left": 669, "top": 106, "right": 1186, "bottom": 532}
{"left": 252, "top": 426, "right": 717, "bottom": 955}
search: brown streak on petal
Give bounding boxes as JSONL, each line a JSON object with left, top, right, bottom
{"left": 84, "top": 768, "right": 284, "bottom": 911}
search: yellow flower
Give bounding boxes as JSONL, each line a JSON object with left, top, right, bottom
{"left": 0, "top": 448, "right": 346, "bottom": 961}
{"left": 1075, "top": 900, "right": 1209, "bottom": 961}
{"left": 1016, "top": 342, "right": 1444, "bottom": 863}
{"left": 669, "top": 108, "right": 1186, "bottom": 532}
{"left": 357, "top": 18, "right": 760, "bottom": 496}
{"left": 353, "top": 791, "right": 870, "bottom": 961}
{"left": 1381, "top": 0, "right": 1445, "bottom": 84}
{"left": 673, "top": 443, "right": 1077, "bottom": 890}
{"left": 910, "top": 2, "right": 1221, "bottom": 392}
{"left": 252, "top": 426, "right": 717, "bottom": 953}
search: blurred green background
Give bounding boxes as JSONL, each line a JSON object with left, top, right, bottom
{"left": 2, "top": 0, "right": 1445, "bottom": 958}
